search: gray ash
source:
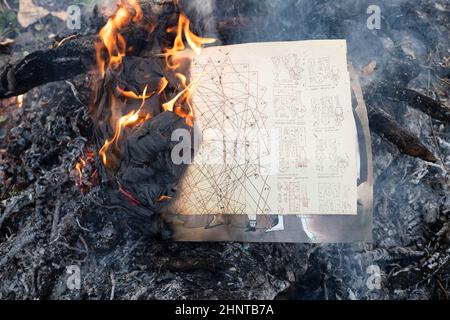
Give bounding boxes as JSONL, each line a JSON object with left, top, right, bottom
{"left": 0, "top": 0, "right": 449, "bottom": 300}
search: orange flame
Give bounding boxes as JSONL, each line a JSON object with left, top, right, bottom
{"left": 116, "top": 76, "right": 168, "bottom": 100}
{"left": 75, "top": 157, "right": 86, "bottom": 185}
{"left": 74, "top": 151, "right": 95, "bottom": 187}
{"left": 17, "top": 94, "right": 24, "bottom": 108}
{"left": 183, "top": 16, "right": 216, "bottom": 55}
{"left": 162, "top": 73, "right": 196, "bottom": 126}
{"left": 129, "top": 0, "right": 143, "bottom": 23}
{"left": 162, "top": 14, "right": 215, "bottom": 126}
{"left": 100, "top": 86, "right": 150, "bottom": 166}
{"left": 116, "top": 87, "right": 151, "bottom": 100}
{"left": 158, "top": 77, "right": 169, "bottom": 94}
{"left": 165, "top": 13, "right": 216, "bottom": 69}
{"left": 95, "top": 5, "right": 216, "bottom": 167}
{"left": 157, "top": 195, "right": 172, "bottom": 202}
{"left": 96, "top": 0, "right": 143, "bottom": 78}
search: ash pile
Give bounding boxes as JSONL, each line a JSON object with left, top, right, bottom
{"left": 0, "top": 0, "right": 449, "bottom": 300}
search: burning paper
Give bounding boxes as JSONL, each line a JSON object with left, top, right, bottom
{"left": 171, "top": 40, "right": 357, "bottom": 216}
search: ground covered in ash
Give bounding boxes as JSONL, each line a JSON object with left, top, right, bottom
{"left": 0, "top": 0, "right": 449, "bottom": 299}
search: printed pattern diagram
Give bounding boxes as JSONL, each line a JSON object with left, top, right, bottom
{"left": 174, "top": 55, "right": 273, "bottom": 215}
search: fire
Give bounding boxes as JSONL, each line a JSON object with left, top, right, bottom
{"left": 95, "top": 2, "right": 215, "bottom": 168}
{"left": 183, "top": 15, "right": 216, "bottom": 55}
{"left": 158, "top": 77, "right": 169, "bottom": 94}
{"left": 116, "top": 87, "right": 151, "bottom": 100}
{"left": 162, "top": 73, "right": 196, "bottom": 126}
{"left": 162, "top": 13, "right": 215, "bottom": 127}
{"left": 116, "top": 76, "right": 169, "bottom": 100}
{"left": 165, "top": 13, "right": 216, "bottom": 69}
{"left": 17, "top": 94, "right": 24, "bottom": 108}
{"left": 75, "top": 157, "right": 86, "bottom": 185}
{"left": 74, "top": 150, "right": 95, "bottom": 187}
{"left": 129, "top": 0, "right": 143, "bottom": 23}
{"left": 100, "top": 86, "right": 150, "bottom": 166}
{"left": 96, "top": 0, "right": 143, "bottom": 78}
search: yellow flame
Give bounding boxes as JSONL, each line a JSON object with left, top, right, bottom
{"left": 158, "top": 77, "right": 169, "bottom": 94}
{"left": 17, "top": 94, "right": 24, "bottom": 108}
{"left": 162, "top": 14, "right": 216, "bottom": 126}
{"left": 75, "top": 157, "right": 86, "bottom": 185}
{"left": 165, "top": 13, "right": 216, "bottom": 69}
{"left": 96, "top": 7, "right": 216, "bottom": 167}
{"left": 117, "top": 87, "right": 151, "bottom": 100}
{"left": 74, "top": 151, "right": 94, "bottom": 186}
{"left": 99, "top": 139, "right": 110, "bottom": 165}
{"left": 96, "top": 1, "right": 143, "bottom": 78}
{"left": 183, "top": 16, "right": 216, "bottom": 55}
{"left": 129, "top": 0, "right": 143, "bottom": 23}
{"left": 100, "top": 86, "right": 150, "bottom": 166}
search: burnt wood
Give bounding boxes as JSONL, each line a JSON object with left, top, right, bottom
{"left": 368, "top": 108, "right": 437, "bottom": 163}
{"left": 375, "top": 82, "right": 450, "bottom": 124}
{"left": 0, "top": 35, "right": 96, "bottom": 99}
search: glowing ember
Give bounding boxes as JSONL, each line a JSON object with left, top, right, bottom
{"left": 119, "top": 185, "right": 140, "bottom": 206}
{"left": 157, "top": 195, "right": 172, "bottom": 202}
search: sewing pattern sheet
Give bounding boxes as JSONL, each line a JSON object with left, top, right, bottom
{"left": 172, "top": 40, "right": 357, "bottom": 215}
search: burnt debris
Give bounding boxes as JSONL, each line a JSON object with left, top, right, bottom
{"left": 0, "top": 0, "right": 449, "bottom": 300}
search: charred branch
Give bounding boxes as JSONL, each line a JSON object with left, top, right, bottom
{"left": 0, "top": 35, "right": 96, "bottom": 99}
{"left": 0, "top": 22, "right": 157, "bottom": 100}
{"left": 0, "top": 0, "right": 170, "bottom": 100}
{"left": 368, "top": 107, "right": 437, "bottom": 163}
{"left": 0, "top": 2, "right": 226, "bottom": 101}
{"left": 373, "top": 83, "right": 450, "bottom": 123}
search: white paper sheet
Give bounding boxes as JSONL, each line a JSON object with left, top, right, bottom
{"left": 172, "top": 40, "right": 357, "bottom": 215}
